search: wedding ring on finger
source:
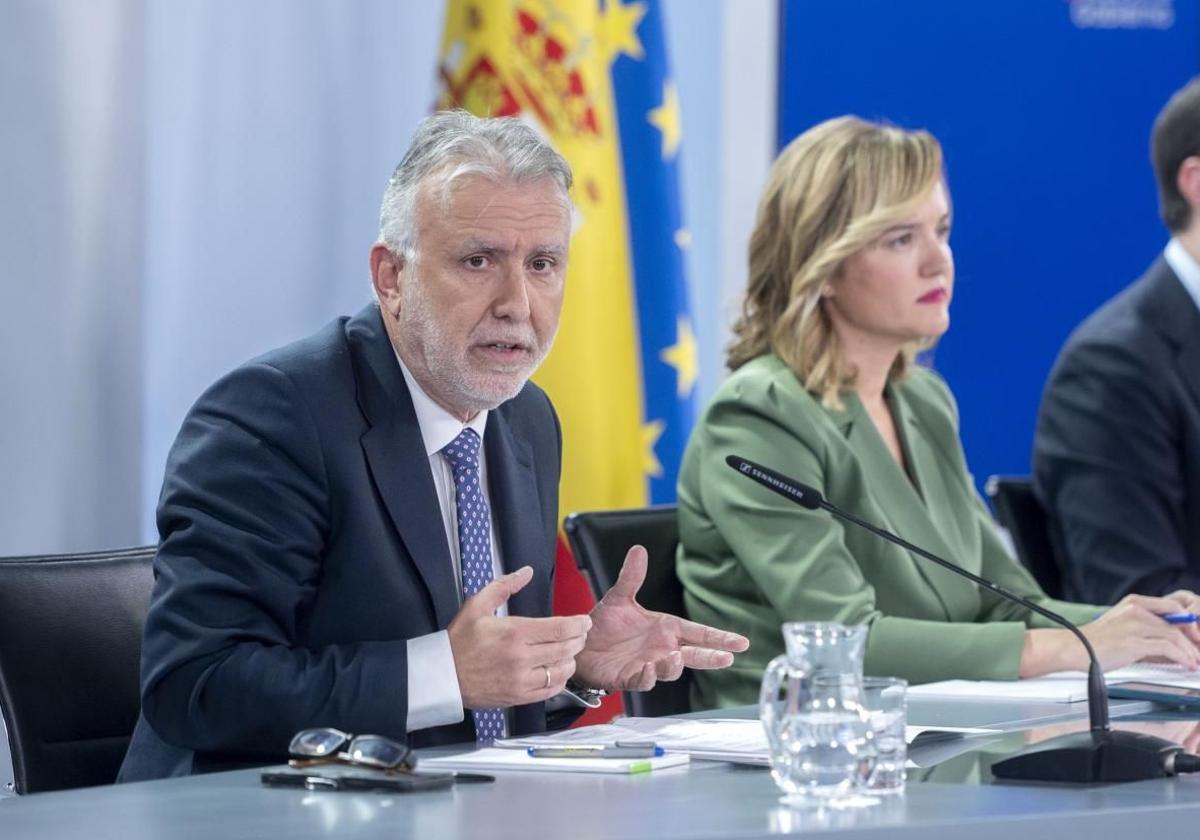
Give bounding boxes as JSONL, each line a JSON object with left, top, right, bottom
{"left": 543, "top": 664, "right": 551, "bottom": 690}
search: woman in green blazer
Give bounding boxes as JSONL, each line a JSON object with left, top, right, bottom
{"left": 677, "top": 116, "right": 1200, "bottom": 710}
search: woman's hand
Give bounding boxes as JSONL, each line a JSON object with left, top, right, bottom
{"left": 1083, "top": 593, "right": 1200, "bottom": 670}
{"left": 1021, "top": 593, "right": 1200, "bottom": 677}
{"left": 1161, "top": 589, "right": 1200, "bottom": 620}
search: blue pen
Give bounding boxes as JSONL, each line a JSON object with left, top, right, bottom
{"left": 1092, "top": 611, "right": 1199, "bottom": 624}
{"left": 1162, "top": 612, "right": 1199, "bottom": 624}
{"left": 527, "top": 744, "right": 665, "bottom": 759}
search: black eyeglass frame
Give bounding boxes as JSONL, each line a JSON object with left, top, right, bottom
{"left": 287, "top": 727, "right": 416, "bottom": 774}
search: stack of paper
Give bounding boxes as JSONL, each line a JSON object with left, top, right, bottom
{"left": 910, "top": 663, "right": 1200, "bottom": 704}
{"left": 496, "top": 717, "right": 995, "bottom": 767}
{"left": 497, "top": 718, "right": 768, "bottom": 765}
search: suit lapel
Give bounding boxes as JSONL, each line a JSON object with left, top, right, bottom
{"left": 485, "top": 411, "right": 549, "bottom": 619}
{"left": 892, "top": 391, "right": 985, "bottom": 614}
{"left": 348, "top": 306, "right": 460, "bottom": 630}
{"left": 838, "top": 391, "right": 971, "bottom": 620}
{"left": 831, "top": 396, "right": 923, "bottom": 542}
{"left": 1151, "top": 260, "right": 1200, "bottom": 413}
{"left": 1178, "top": 328, "right": 1200, "bottom": 414}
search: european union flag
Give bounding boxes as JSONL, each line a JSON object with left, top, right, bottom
{"left": 610, "top": 0, "right": 695, "bottom": 504}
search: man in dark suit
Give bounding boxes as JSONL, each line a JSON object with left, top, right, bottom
{"left": 1035, "top": 79, "right": 1200, "bottom": 604}
{"left": 119, "top": 111, "right": 748, "bottom": 780}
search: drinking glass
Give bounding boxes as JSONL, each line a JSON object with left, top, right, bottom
{"left": 860, "top": 677, "right": 907, "bottom": 794}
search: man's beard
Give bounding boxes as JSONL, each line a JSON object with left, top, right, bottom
{"left": 398, "top": 277, "right": 555, "bottom": 416}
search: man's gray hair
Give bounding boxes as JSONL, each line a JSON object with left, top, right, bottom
{"left": 379, "top": 110, "right": 573, "bottom": 259}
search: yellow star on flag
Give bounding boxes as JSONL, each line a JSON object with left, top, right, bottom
{"left": 598, "top": 0, "right": 647, "bottom": 65}
{"left": 659, "top": 316, "right": 698, "bottom": 398}
{"left": 641, "top": 420, "right": 665, "bottom": 478}
{"left": 648, "top": 80, "right": 681, "bottom": 160}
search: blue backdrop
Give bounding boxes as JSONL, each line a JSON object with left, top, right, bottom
{"left": 777, "top": 0, "right": 1198, "bottom": 492}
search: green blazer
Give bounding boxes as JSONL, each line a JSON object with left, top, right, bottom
{"left": 676, "top": 354, "right": 1099, "bottom": 710}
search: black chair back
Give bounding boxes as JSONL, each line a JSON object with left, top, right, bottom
{"left": 0, "top": 546, "right": 156, "bottom": 793}
{"left": 985, "top": 476, "right": 1063, "bottom": 599}
{"left": 562, "top": 506, "right": 687, "bottom": 717}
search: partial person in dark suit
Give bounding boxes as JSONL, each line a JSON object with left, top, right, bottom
{"left": 119, "top": 111, "right": 747, "bottom": 781}
{"left": 1035, "top": 78, "right": 1200, "bottom": 604}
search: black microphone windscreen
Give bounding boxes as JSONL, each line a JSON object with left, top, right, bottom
{"left": 724, "top": 455, "right": 823, "bottom": 510}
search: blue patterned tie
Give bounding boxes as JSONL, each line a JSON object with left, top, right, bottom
{"left": 441, "top": 428, "right": 506, "bottom": 744}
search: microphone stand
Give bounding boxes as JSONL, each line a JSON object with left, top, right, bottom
{"left": 726, "top": 455, "right": 1185, "bottom": 783}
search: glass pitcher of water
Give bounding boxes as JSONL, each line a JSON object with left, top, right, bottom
{"left": 759, "top": 622, "right": 875, "bottom": 803}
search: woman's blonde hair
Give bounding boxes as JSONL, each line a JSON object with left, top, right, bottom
{"left": 728, "top": 116, "right": 945, "bottom": 407}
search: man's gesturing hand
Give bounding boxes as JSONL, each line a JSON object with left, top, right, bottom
{"left": 447, "top": 566, "right": 592, "bottom": 709}
{"left": 573, "top": 545, "right": 750, "bottom": 692}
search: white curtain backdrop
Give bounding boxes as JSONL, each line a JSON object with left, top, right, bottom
{"left": 1, "top": 0, "right": 148, "bottom": 555}
{"left": 1, "top": 0, "right": 442, "bottom": 555}
{"left": 138, "top": 0, "right": 449, "bottom": 533}
{"left": 0, "top": 0, "right": 774, "bottom": 557}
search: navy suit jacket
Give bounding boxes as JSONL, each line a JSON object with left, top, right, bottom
{"left": 1034, "top": 258, "right": 1200, "bottom": 602}
{"left": 119, "top": 305, "right": 562, "bottom": 780}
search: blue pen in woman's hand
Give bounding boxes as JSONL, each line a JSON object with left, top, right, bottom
{"left": 1092, "top": 611, "right": 1199, "bottom": 624}
{"left": 1162, "top": 612, "right": 1199, "bottom": 624}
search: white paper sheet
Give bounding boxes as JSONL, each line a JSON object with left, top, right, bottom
{"left": 909, "top": 663, "right": 1200, "bottom": 704}
{"left": 496, "top": 717, "right": 996, "bottom": 767}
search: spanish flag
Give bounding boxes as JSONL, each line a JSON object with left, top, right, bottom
{"left": 438, "top": 0, "right": 695, "bottom": 721}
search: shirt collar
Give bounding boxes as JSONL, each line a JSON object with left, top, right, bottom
{"left": 394, "top": 350, "right": 489, "bottom": 458}
{"left": 1163, "top": 238, "right": 1200, "bottom": 315}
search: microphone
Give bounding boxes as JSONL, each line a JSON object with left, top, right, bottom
{"left": 726, "top": 454, "right": 1187, "bottom": 783}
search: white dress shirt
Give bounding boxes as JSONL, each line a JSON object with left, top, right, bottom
{"left": 397, "top": 356, "right": 506, "bottom": 733}
{"left": 1163, "top": 238, "right": 1200, "bottom": 315}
